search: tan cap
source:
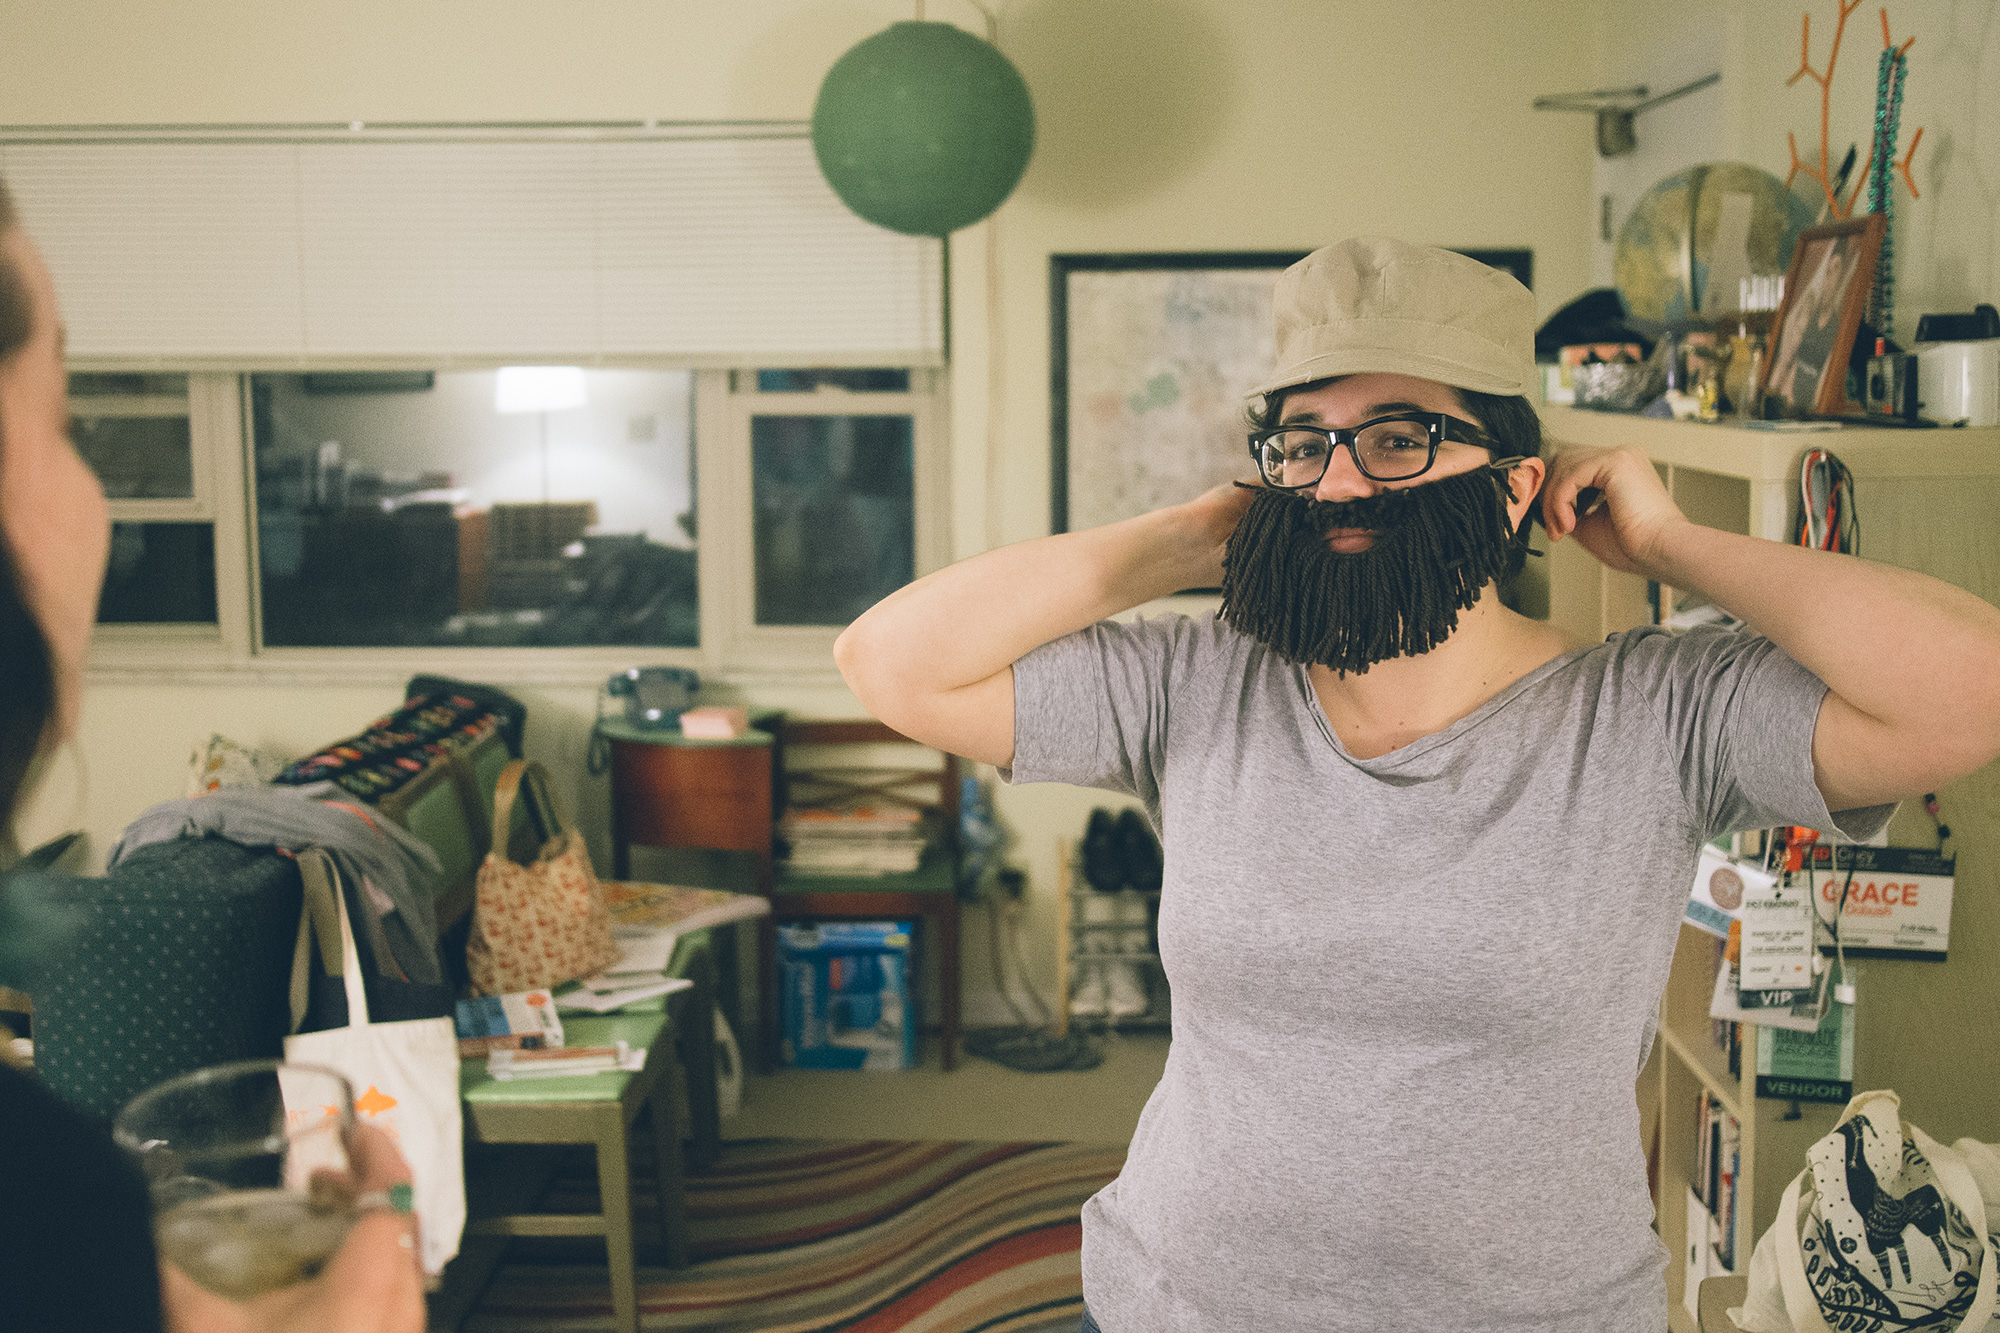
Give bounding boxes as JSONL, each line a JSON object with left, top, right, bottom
{"left": 1250, "top": 237, "right": 1536, "bottom": 401}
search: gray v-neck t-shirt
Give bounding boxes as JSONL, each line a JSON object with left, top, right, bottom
{"left": 1009, "top": 614, "right": 1889, "bottom": 1332}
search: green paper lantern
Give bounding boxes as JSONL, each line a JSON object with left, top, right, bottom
{"left": 812, "top": 21, "right": 1035, "bottom": 238}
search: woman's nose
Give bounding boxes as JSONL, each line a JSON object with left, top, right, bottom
{"left": 1312, "top": 444, "right": 1380, "bottom": 503}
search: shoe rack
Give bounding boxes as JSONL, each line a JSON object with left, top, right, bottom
{"left": 1053, "top": 838, "right": 1171, "bottom": 1037}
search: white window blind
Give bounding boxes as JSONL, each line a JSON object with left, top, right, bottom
{"left": 0, "top": 133, "right": 943, "bottom": 366}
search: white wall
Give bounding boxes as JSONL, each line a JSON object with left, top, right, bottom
{"left": 4, "top": 0, "right": 1601, "bottom": 1025}
{"left": 1585, "top": 0, "right": 2000, "bottom": 338}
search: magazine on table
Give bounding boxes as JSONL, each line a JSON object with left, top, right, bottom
{"left": 599, "top": 880, "right": 771, "bottom": 933}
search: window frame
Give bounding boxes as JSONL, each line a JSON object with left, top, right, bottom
{"left": 698, "top": 367, "right": 948, "bottom": 675}
{"left": 78, "top": 361, "right": 945, "bottom": 688}
{"left": 82, "top": 371, "right": 254, "bottom": 656}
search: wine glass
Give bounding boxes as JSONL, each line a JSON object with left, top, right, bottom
{"left": 113, "top": 1060, "right": 360, "bottom": 1300}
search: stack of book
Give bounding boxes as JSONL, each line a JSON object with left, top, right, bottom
{"left": 780, "top": 804, "right": 927, "bottom": 877}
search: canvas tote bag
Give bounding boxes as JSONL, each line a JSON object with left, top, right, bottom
{"left": 285, "top": 848, "right": 465, "bottom": 1277}
{"left": 1736, "top": 1089, "right": 1999, "bottom": 1333}
{"left": 465, "top": 759, "right": 618, "bottom": 996}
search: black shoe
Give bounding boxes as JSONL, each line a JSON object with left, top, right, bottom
{"left": 1081, "top": 808, "right": 1124, "bottom": 892}
{"left": 1117, "top": 808, "right": 1163, "bottom": 892}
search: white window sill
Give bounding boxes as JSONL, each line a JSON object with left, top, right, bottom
{"left": 85, "top": 639, "right": 847, "bottom": 692}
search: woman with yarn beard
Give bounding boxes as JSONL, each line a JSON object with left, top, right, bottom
{"left": 0, "top": 180, "right": 426, "bottom": 1333}
{"left": 837, "top": 237, "right": 2000, "bottom": 1332}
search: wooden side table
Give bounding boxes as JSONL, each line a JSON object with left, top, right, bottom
{"left": 601, "top": 719, "right": 776, "bottom": 1070}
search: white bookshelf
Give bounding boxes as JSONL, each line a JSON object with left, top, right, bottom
{"left": 1539, "top": 406, "right": 2000, "bottom": 1330}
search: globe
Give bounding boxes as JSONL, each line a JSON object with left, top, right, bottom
{"left": 812, "top": 21, "right": 1035, "bottom": 238}
{"left": 1614, "top": 163, "right": 1818, "bottom": 324}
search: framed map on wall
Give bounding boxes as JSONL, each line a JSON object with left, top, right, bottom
{"left": 1049, "top": 248, "right": 1534, "bottom": 537}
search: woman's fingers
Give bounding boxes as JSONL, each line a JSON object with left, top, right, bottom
{"left": 1540, "top": 452, "right": 1609, "bottom": 540}
{"left": 347, "top": 1122, "right": 413, "bottom": 1194}
{"left": 316, "top": 1124, "right": 426, "bottom": 1333}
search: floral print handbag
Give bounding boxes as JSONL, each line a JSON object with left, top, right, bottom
{"left": 466, "top": 760, "right": 620, "bottom": 995}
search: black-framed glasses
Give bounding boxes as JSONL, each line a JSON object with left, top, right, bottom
{"left": 1247, "top": 412, "right": 1501, "bottom": 489}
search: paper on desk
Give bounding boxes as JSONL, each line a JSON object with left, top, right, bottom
{"left": 600, "top": 881, "right": 770, "bottom": 932}
{"left": 556, "top": 976, "right": 692, "bottom": 1013}
{"left": 605, "top": 925, "right": 680, "bottom": 975}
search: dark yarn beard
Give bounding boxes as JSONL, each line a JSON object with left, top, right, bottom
{"left": 1219, "top": 466, "right": 1519, "bottom": 675}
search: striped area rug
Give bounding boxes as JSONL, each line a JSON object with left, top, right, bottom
{"left": 461, "top": 1139, "right": 1124, "bottom": 1332}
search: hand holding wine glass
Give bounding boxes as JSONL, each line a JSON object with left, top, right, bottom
{"left": 115, "top": 1060, "right": 424, "bottom": 1333}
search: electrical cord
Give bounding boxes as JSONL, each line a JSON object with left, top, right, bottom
{"left": 1793, "top": 449, "right": 1858, "bottom": 554}
{"left": 986, "top": 888, "right": 1050, "bottom": 1031}
{"left": 962, "top": 876, "right": 1103, "bottom": 1073}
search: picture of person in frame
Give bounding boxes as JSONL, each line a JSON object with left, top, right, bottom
{"left": 1762, "top": 231, "right": 1863, "bottom": 416}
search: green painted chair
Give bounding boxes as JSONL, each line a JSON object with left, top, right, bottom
{"left": 380, "top": 741, "right": 719, "bottom": 1333}
{"left": 446, "top": 994, "right": 693, "bottom": 1333}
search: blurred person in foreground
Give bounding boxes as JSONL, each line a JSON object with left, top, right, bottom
{"left": 836, "top": 237, "right": 2000, "bottom": 1331}
{"left": 0, "top": 178, "right": 427, "bottom": 1333}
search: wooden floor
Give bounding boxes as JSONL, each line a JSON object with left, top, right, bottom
{"left": 727, "top": 1029, "right": 1169, "bottom": 1144}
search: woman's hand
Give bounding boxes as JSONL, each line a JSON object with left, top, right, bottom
{"left": 161, "top": 1122, "right": 426, "bottom": 1333}
{"left": 1539, "top": 445, "right": 1690, "bottom": 577}
{"left": 1177, "top": 480, "right": 1261, "bottom": 586}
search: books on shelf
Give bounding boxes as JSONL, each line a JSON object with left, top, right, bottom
{"left": 1694, "top": 1092, "right": 1741, "bottom": 1273}
{"left": 780, "top": 804, "right": 928, "bottom": 877}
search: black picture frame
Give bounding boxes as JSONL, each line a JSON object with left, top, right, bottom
{"left": 1050, "top": 252, "right": 1307, "bottom": 535}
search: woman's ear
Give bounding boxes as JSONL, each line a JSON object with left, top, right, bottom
{"left": 1502, "top": 456, "right": 1546, "bottom": 528}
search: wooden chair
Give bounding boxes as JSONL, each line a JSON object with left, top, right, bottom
{"left": 767, "top": 719, "right": 963, "bottom": 1070}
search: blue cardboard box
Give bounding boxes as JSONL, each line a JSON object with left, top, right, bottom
{"left": 778, "top": 921, "right": 916, "bottom": 1070}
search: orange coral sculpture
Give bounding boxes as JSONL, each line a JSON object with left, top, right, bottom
{"left": 1784, "top": 2, "right": 1923, "bottom": 217}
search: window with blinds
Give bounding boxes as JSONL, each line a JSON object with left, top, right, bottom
{"left": 0, "top": 131, "right": 943, "bottom": 366}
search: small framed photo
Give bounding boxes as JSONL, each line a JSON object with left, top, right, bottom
{"left": 1757, "top": 213, "right": 1885, "bottom": 417}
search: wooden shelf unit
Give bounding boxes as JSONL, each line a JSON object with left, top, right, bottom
{"left": 1539, "top": 407, "right": 2000, "bottom": 1330}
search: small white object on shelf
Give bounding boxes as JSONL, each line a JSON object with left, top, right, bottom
{"left": 679, "top": 705, "right": 750, "bottom": 739}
